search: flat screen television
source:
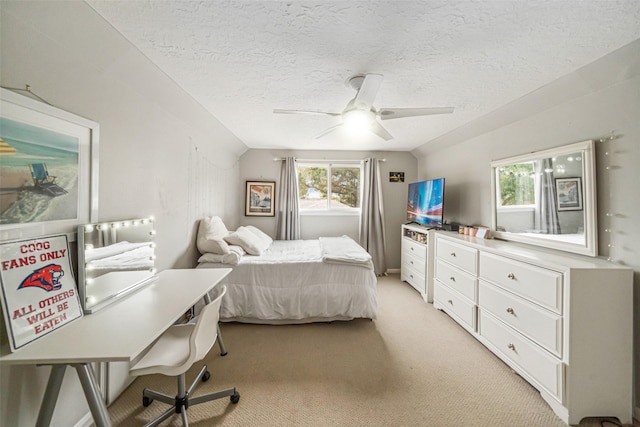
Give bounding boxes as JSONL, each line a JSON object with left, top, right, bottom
{"left": 406, "top": 178, "right": 445, "bottom": 227}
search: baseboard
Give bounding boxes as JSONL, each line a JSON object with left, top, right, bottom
{"left": 386, "top": 268, "right": 400, "bottom": 274}
{"left": 74, "top": 412, "right": 93, "bottom": 427}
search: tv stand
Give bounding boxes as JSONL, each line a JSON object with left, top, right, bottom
{"left": 400, "top": 224, "right": 435, "bottom": 302}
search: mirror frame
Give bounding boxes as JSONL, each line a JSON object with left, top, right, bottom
{"left": 490, "top": 140, "right": 597, "bottom": 257}
{"left": 77, "top": 217, "right": 156, "bottom": 313}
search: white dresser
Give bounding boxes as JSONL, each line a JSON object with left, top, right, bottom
{"left": 401, "top": 224, "right": 435, "bottom": 302}
{"left": 433, "top": 232, "right": 633, "bottom": 425}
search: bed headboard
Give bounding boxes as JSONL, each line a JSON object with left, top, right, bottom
{"left": 77, "top": 217, "right": 156, "bottom": 313}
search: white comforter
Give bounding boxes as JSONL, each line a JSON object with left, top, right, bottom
{"left": 197, "top": 238, "right": 377, "bottom": 323}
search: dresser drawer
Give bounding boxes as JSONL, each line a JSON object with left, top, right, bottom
{"left": 402, "top": 263, "right": 426, "bottom": 293}
{"left": 402, "top": 238, "right": 427, "bottom": 261}
{"left": 436, "top": 238, "right": 478, "bottom": 274}
{"left": 403, "top": 248, "right": 426, "bottom": 275}
{"left": 435, "top": 259, "right": 477, "bottom": 302}
{"left": 479, "top": 281, "right": 562, "bottom": 356}
{"left": 479, "top": 310, "right": 563, "bottom": 400}
{"left": 479, "top": 252, "right": 563, "bottom": 314}
{"left": 434, "top": 282, "right": 476, "bottom": 331}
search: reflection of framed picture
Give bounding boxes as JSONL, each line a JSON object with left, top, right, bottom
{"left": 555, "top": 177, "right": 583, "bottom": 211}
{"left": 0, "top": 88, "right": 99, "bottom": 241}
{"left": 245, "top": 181, "right": 275, "bottom": 217}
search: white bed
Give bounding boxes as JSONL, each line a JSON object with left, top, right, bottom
{"left": 196, "top": 237, "right": 378, "bottom": 324}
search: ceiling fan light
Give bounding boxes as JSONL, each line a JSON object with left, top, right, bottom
{"left": 343, "top": 109, "right": 373, "bottom": 134}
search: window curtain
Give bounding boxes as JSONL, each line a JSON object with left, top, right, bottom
{"left": 534, "top": 158, "right": 561, "bottom": 234}
{"left": 359, "top": 158, "right": 387, "bottom": 276}
{"left": 276, "top": 157, "right": 300, "bottom": 240}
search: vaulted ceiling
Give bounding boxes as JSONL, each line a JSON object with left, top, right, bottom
{"left": 87, "top": 1, "right": 640, "bottom": 152}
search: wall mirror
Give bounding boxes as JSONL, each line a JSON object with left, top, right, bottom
{"left": 490, "top": 140, "right": 597, "bottom": 256}
{"left": 77, "top": 217, "right": 156, "bottom": 313}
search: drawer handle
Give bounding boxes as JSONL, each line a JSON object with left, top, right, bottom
{"left": 447, "top": 299, "right": 453, "bottom": 305}
{"left": 506, "top": 307, "right": 515, "bottom": 315}
{"left": 449, "top": 276, "right": 456, "bottom": 282}
{"left": 410, "top": 274, "right": 414, "bottom": 279}
{"left": 410, "top": 260, "right": 414, "bottom": 265}
{"left": 507, "top": 343, "right": 516, "bottom": 351}
{"left": 507, "top": 272, "right": 516, "bottom": 280}
{"left": 450, "top": 252, "right": 456, "bottom": 257}
{"left": 410, "top": 247, "right": 414, "bottom": 251}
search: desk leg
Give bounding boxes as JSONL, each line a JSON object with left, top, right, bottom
{"left": 73, "top": 363, "right": 113, "bottom": 427}
{"left": 36, "top": 365, "right": 66, "bottom": 427}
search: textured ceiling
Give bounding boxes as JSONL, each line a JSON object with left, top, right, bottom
{"left": 87, "top": 1, "right": 640, "bottom": 152}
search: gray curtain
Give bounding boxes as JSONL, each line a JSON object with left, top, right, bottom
{"left": 359, "top": 158, "right": 387, "bottom": 276}
{"left": 535, "top": 158, "right": 561, "bottom": 234}
{"left": 276, "top": 157, "right": 300, "bottom": 240}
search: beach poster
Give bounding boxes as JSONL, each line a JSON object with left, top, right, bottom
{"left": 0, "top": 117, "right": 79, "bottom": 225}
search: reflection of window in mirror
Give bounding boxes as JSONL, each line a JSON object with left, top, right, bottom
{"left": 496, "top": 162, "right": 535, "bottom": 208}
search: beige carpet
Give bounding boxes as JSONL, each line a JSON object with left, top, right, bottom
{"left": 106, "top": 274, "right": 635, "bottom": 427}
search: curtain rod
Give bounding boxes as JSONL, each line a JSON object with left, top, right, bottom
{"left": 272, "top": 158, "right": 386, "bottom": 162}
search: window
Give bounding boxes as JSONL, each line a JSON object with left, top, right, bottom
{"left": 297, "top": 162, "right": 362, "bottom": 212}
{"left": 496, "top": 162, "right": 535, "bottom": 208}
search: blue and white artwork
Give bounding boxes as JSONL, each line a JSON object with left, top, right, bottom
{"left": 0, "top": 117, "right": 79, "bottom": 225}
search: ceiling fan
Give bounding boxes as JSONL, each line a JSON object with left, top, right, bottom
{"left": 273, "top": 73, "right": 454, "bottom": 141}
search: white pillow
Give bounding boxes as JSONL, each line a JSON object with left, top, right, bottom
{"left": 223, "top": 226, "right": 271, "bottom": 255}
{"left": 244, "top": 225, "right": 273, "bottom": 246}
{"left": 198, "top": 252, "right": 241, "bottom": 265}
{"left": 197, "top": 216, "right": 230, "bottom": 255}
{"left": 228, "top": 245, "right": 246, "bottom": 256}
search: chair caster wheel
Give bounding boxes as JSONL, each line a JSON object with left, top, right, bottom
{"left": 230, "top": 391, "right": 240, "bottom": 404}
{"left": 142, "top": 396, "right": 153, "bottom": 407}
{"left": 202, "top": 371, "right": 211, "bottom": 382}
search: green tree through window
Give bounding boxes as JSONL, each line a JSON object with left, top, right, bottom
{"left": 297, "top": 163, "right": 361, "bottom": 210}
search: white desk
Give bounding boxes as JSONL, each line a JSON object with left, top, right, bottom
{"left": 0, "top": 268, "right": 231, "bottom": 427}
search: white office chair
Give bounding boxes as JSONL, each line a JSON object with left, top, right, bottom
{"left": 130, "top": 285, "right": 239, "bottom": 427}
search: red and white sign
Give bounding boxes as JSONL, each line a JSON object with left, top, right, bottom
{"left": 0, "top": 235, "right": 82, "bottom": 351}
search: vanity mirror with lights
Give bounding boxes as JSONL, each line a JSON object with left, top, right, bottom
{"left": 77, "top": 217, "right": 156, "bottom": 313}
{"left": 490, "top": 140, "right": 597, "bottom": 256}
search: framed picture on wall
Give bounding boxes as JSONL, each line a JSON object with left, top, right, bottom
{"left": 0, "top": 88, "right": 99, "bottom": 241}
{"left": 389, "top": 172, "right": 404, "bottom": 182}
{"left": 245, "top": 181, "right": 275, "bottom": 216}
{"left": 555, "top": 177, "right": 583, "bottom": 211}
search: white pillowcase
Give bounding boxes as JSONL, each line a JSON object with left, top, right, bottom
{"left": 197, "top": 216, "right": 230, "bottom": 255}
{"left": 228, "top": 245, "right": 247, "bottom": 256}
{"left": 223, "top": 226, "right": 271, "bottom": 255}
{"left": 244, "top": 225, "right": 273, "bottom": 246}
{"left": 198, "top": 252, "right": 241, "bottom": 265}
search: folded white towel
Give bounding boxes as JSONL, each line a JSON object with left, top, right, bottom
{"left": 319, "top": 236, "right": 373, "bottom": 270}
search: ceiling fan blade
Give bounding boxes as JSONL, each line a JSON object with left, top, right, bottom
{"left": 378, "top": 107, "right": 454, "bottom": 120}
{"left": 274, "top": 109, "right": 341, "bottom": 117}
{"left": 314, "top": 124, "right": 343, "bottom": 139}
{"left": 370, "top": 120, "right": 393, "bottom": 141}
{"left": 353, "top": 73, "right": 383, "bottom": 110}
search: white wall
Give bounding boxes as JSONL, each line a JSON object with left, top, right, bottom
{"left": 0, "top": 2, "right": 246, "bottom": 426}
{"left": 413, "top": 41, "right": 640, "bottom": 418}
{"left": 239, "top": 149, "right": 417, "bottom": 269}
